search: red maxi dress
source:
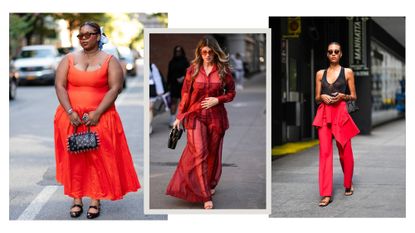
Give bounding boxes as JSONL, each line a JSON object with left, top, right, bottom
{"left": 166, "top": 64, "right": 236, "bottom": 202}
{"left": 54, "top": 54, "right": 140, "bottom": 200}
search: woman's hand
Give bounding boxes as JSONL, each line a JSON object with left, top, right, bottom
{"left": 201, "top": 97, "right": 219, "bottom": 109}
{"left": 69, "top": 112, "right": 82, "bottom": 127}
{"left": 320, "top": 94, "right": 333, "bottom": 105}
{"left": 172, "top": 119, "right": 181, "bottom": 130}
{"left": 331, "top": 93, "right": 346, "bottom": 104}
{"left": 84, "top": 111, "right": 101, "bottom": 126}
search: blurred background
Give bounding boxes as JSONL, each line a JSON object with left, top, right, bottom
{"left": 9, "top": 13, "right": 167, "bottom": 98}
{"left": 9, "top": 13, "right": 168, "bottom": 220}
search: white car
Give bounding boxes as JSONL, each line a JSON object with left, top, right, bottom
{"left": 12, "top": 45, "right": 61, "bottom": 85}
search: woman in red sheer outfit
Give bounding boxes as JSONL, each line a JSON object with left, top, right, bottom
{"left": 54, "top": 22, "right": 140, "bottom": 219}
{"left": 166, "top": 36, "right": 236, "bottom": 209}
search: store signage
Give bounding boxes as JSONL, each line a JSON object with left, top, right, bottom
{"left": 348, "top": 17, "right": 370, "bottom": 76}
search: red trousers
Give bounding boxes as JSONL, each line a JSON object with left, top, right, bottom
{"left": 166, "top": 119, "right": 224, "bottom": 202}
{"left": 318, "top": 124, "right": 354, "bottom": 197}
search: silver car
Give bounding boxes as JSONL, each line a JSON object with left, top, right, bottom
{"left": 13, "top": 45, "right": 61, "bottom": 85}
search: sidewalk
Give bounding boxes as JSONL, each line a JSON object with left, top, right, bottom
{"left": 271, "top": 119, "right": 405, "bottom": 217}
{"left": 149, "top": 72, "right": 267, "bottom": 209}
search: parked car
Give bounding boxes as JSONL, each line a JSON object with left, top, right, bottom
{"left": 12, "top": 45, "right": 61, "bottom": 85}
{"left": 102, "top": 43, "right": 127, "bottom": 89}
{"left": 118, "top": 47, "right": 137, "bottom": 77}
{"left": 9, "top": 64, "right": 18, "bottom": 100}
{"left": 57, "top": 46, "right": 75, "bottom": 56}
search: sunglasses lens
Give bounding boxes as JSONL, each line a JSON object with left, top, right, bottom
{"left": 328, "top": 50, "right": 340, "bottom": 55}
{"left": 202, "top": 50, "right": 212, "bottom": 56}
{"left": 77, "top": 32, "right": 96, "bottom": 40}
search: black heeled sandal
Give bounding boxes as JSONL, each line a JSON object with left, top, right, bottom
{"left": 318, "top": 196, "right": 332, "bottom": 207}
{"left": 345, "top": 186, "right": 354, "bottom": 196}
{"left": 86, "top": 204, "right": 101, "bottom": 219}
{"left": 70, "top": 204, "right": 83, "bottom": 218}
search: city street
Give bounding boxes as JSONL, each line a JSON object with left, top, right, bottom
{"left": 149, "top": 72, "right": 267, "bottom": 210}
{"left": 271, "top": 119, "right": 405, "bottom": 217}
{"left": 9, "top": 71, "right": 166, "bottom": 220}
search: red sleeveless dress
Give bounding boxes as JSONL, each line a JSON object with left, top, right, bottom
{"left": 54, "top": 54, "right": 140, "bottom": 200}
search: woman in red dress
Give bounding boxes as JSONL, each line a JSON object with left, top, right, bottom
{"left": 54, "top": 22, "right": 140, "bottom": 219}
{"left": 313, "top": 42, "right": 360, "bottom": 207}
{"left": 166, "top": 36, "right": 236, "bottom": 209}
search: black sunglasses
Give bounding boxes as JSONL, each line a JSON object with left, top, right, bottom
{"left": 327, "top": 49, "right": 340, "bottom": 55}
{"left": 77, "top": 32, "right": 99, "bottom": 40}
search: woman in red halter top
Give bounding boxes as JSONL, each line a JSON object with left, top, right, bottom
{"left": 54, "top": 22, "right": 140, "bottom": 219}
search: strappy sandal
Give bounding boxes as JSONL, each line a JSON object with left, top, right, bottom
{"left": 319, "top": 196, "right": 332, "bottom": 207}
{"left": 204, "top": 201, "right": 213, "bottom": 210}
{"left": 70, "top": 203, "right": 83, "bottom": 218}
{"left": 86, "top": 202, "right": 101, "bottom": 219}
{"left": 345, "top": 186, "right": 354, "bottom": 196}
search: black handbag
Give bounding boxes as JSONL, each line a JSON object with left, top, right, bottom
{"left": 67, "top": 126, "right": 100, "bottom": 153}
{"left": 168, "top": 127, "right": 183, "bottom": 149}
{"left": 346, "top": 100, "right": 359, "bottom": 114}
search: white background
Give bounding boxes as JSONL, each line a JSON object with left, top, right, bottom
{"left": 1, "top": 0, "right": 413, "bottom": 232}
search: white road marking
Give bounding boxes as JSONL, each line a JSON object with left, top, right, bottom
{"left": 17, "top": 186, "right": 59, "bottom": 220}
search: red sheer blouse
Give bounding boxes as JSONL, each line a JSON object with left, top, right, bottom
{"left": 176, "top": 64, "right": 236, "bottom": 134}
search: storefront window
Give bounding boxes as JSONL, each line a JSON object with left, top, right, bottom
{"left": 370, "top": 40, "right": 405, "bottom": 111}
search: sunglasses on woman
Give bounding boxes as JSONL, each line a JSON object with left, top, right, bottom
{"left": 77, "top": 32, "right": 99, "bottom": 40}
{"left": 327, "top": 49, "right": 340, "bottom": 55}
{"left": 201, "top": 49, "right": 214, "bottom": 56}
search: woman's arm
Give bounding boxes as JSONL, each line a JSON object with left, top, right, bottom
{"left": 85, "top": 56, "right": 123, "bottom": 126}
{"left": 315, "top": 70, "right": 331, "bottom": 104}
{"left": 172, "top": 68, "right": 192, "bottom": 129}
{"left": 344, "top": 68, "right": 357, "bottom": 101}
{"left": 217, "top": 72, "right": 236, "bottom": 104}
{"left": 55, "top": 54, "right": 82, "bottom": 126}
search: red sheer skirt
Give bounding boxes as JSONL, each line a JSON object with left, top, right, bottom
{"left": 166, "top": 118, "right": 224, "bottom": 203}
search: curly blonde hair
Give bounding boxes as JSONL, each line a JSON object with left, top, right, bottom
{"left": 191, "top": 36, "right": 230, "bottom": 82}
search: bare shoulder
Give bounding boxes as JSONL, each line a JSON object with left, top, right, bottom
{"left": 316, "top": 69, "right": 325, "bottom": 80}
{"left": 344, "top": 67, "right": 354, "bottom": 75}
{"left": 344, "top": 67, "right": 355, "bottom": 79}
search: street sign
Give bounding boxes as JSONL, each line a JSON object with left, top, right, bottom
{"left": 348, "top": 17, "right": 370, "bottom": 76}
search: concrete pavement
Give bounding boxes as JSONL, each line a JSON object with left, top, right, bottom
{"left": 271, "top": 119, "right": 405, "bottom": 217}
{"left": 149, "top": 72, "right": 267, "bottom": 210}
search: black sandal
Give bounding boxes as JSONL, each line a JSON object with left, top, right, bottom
{"left": 86, "top": 204, "right": 101, "bottom": 219}
{"left": 345, "top": 187, "right": 354, "bottom": 196}
{"left": 70, "top": 204, "right": 83, "bottom": 218}
{"left": 319, "top": 196, "right": 332, "bottom": 207}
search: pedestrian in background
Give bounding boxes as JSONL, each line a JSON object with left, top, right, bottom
{"left": 167, "top": 45, "right": 190, "bottom": 127}
{"left": 232, "top": 52, "right": 245, "bottom": 90}
{"left": 313, "top": 42, "right": 360, "bottom": 207}
{"left": 166, "top": 36, "right": 236, "bottom": 209}
{"left": 54, "top": 21, "right": 140, "bottom": 219}
{"left": 149, "top": 62, "right": 169, "bottom": 134}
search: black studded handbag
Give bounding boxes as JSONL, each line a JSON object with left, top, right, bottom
{"left": 67, "top": 126, "right": 100, "bottom": 153}
{"left": 167, "top": 127, "right": 183, "bottom": 150}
